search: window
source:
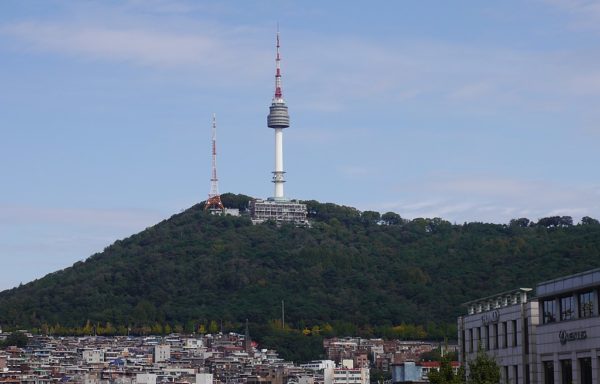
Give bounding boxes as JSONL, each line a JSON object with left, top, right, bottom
{"left": 477, "top": 327, "right": 481, "bottom": 350}
{"left": 514, "top": 365, "right": 519, "bottom": 384}
{"left": 512, "top": 320, "right": 518, "bottom": 346}
{"left": 494, "top": 323, "right": 499, "bottom": 350}
{"left": 486, "top": 325, "right": 491, "bottom": 350}
{"left": 469, "top": 329, "right": 473, "bottom": 352}
{"left": 502, "top": 322, "right": 508, "bottom": 349}
{"left": 560, "top": 296, "right": 575, "bottom": 321}
{"left": 544, "top": 361, "right": 554, "bottom": 384}
{"left": 461, "top": 330, "right": 466, "bottom": 361}
{"left": 579, "top": 358, "right": 591, "bottom": 384}
{"left": 525, "top": 364, "right": 530, "bottom": 384}
{"left": 543, "top": 300, "right": 557, "bottom": 323}
{"left": 504, "top": 366, "right": 510, "bottom": 384}
{"left": 561, "top": 359, "right": 572, "bottom": 384}
{"left": 579, "top": 292, "right": 594, "bottom": 318}
{"left": 523, "top": 318, "right": 529, "bottom": 354}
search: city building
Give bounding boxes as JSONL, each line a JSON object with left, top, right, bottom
{"left": 153, "top": 344, "right": 171, "bottom": 363}
{"left": 458, "top": 268, "right": 600, "bottom": 384}
{"left": 324, "top": 360, "right": 369, "bottom": 384}
{"left": 391, "top": 361, "right": 461, "bottom": 384}
{"left": 536, "top": 268, "right": 600, "bottom": 384}
{"left": 458, "top": 288, "right": 538, "bottom": 384}
{"left": 250, "top": 199, "right": 308, "bottom": 225}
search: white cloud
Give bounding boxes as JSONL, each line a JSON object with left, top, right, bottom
{"left": 374, "top": 176, "right": 600, "bottom": 223}
{"left": 0, "top": 22, "right": 261, "bottom": 69}
{"left": 3, "top": 14, "right": 600, "bottom": 117}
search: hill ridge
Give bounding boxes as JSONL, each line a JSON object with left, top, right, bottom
{"left": 1, "top": 193, "right": 599, "bottom": 341}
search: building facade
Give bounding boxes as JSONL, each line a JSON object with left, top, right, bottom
{"left": 536, "top": 269, "right": 600, "bottom": 384}
{"left": 249, "top": 199, "right": 308, "bottom": 225}
{"left": 458, "top": 288, "right": 539, "bottom": 384}
{"left": 459, "top": 268, "right": 600, "bottom": 384}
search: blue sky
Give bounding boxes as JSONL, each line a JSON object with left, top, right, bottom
{"left": 1, "top": 0, "right": 600, "bottom": 290}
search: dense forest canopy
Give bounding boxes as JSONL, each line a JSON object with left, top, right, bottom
{"left": 1, "top": 193, "right": 599, "bottom": 341}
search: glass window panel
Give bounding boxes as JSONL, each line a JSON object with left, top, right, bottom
{"left": 543, "top": 300, "right": 557, "bottom": 324}
{"left": 579, "top": 292, "right": 594, "bottom": 318}
{"left": 544, "top": 361, "right": 554, "bottom": 384}
{"left": 560, "top": 297, "right": 575, "bottom": 321}
{"left": 579, "top": 358, "right": 591, "bottom": 384}
{"left": 561, "top": 360, "right": 572, "bottom": 384}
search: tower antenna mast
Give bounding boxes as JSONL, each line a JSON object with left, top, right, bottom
{"left": 205, "top": 113, "right": 224, "bottom": 211}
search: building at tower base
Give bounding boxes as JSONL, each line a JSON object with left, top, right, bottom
{"left": 249, "top": 198, "right": 308, "bottom": 225}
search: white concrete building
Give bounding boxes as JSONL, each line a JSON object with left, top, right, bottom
{"left": 458, "top": 288, "right": 538, "bottom": 384}
{"left": 324, "top": 361, "right": 369, "bottom": 384}
{"left": 300, "top": 360, "right": 336, "bottom": 371}
{"left": 196, "top": 373, "right": 214, "bottom": 384}
{"left": 82, "top": 349, "right": 104, "bottom": 364}
{"left": 153, "top": 344, "right": 170, "bottom": 363}
{"left": 136, "top": 373, "right": 157, "bottom": 384}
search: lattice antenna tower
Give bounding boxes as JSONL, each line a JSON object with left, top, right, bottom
{"left": 205, "top": 113, "right": 224, "bottom": 211}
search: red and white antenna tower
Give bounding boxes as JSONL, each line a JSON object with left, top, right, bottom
{"left": 205, "top": 113, "right": 224, "bottom": 211}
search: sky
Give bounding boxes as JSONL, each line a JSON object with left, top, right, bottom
{"left": 1, "top": 0, "right": 600, "bottom": 290}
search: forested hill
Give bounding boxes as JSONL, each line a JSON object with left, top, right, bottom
{"left": 1, "top": 193, "right": 600, "bottom": 338}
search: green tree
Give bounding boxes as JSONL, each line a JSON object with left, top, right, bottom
{"left": 361, "top": 211, "right": 381, "bottom": 225}
{"left": 381, "top": 211, "right": 402, "bottom": 225}
{"left": 208, "top": 320, "right": 219, "bottom": 334}
{"left": 427, "top": 345, "right": 464, "bottom": 384}
{"left": 1, "top": 332, "right": 29, "bottom": 349}
{"left": 467, "top": 349, "right": 500, "bottom": 384}
{"left": 581, "top": 216, "right": 600, "bottom": 226}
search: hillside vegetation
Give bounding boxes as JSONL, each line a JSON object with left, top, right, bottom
{"left": 1, "top": 193, "right": 599, "bottom": 342}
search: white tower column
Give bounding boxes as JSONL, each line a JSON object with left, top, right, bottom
{"left": 273, "top": 128, "right": 284, "bottom": 199}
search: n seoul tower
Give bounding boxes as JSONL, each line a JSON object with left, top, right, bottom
{"left": 267, "top": 29, "right": 290, "bottom": 201}
{"left": 250, "top": 28, "right": 307, "bottom": 225}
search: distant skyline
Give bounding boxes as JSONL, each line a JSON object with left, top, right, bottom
{"left": 2, "top": 0, "right": 600, "bottom": 290}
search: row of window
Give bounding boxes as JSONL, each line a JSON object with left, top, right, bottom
{"left": 543, "top": 357, "right": 592, "bottom": 384}
{"left": 465, "top": 319, "right": 528, "bottom": 353}
{"left": 542, "top": 291, "right": 595, "bottom": 324}
{"left": 502, "top": 364, "right": 531, "bottom": 384}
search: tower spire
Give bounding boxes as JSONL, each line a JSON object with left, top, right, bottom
{"left": 267, "top": 28, "right": 290, "bottom": 201}
{"left": 205, "top": 113, "right": 224, "bottom": 211}
{"left": 274, "top": 26, "right": 283, "bottom": 101}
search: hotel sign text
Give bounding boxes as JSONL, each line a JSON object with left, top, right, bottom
{"left": 482, "top": 310, "right": 500, "bottom": 325}
{"left": 559, "top": 330, "right": 587, "bottom": 345}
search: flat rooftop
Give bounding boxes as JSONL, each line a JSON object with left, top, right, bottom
{"left": 536, "top": 268, "right": 600, "bottom": 298}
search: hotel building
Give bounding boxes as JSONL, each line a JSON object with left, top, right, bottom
{"left": 459, "top": 268, "right": 600, "bottom": 384}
